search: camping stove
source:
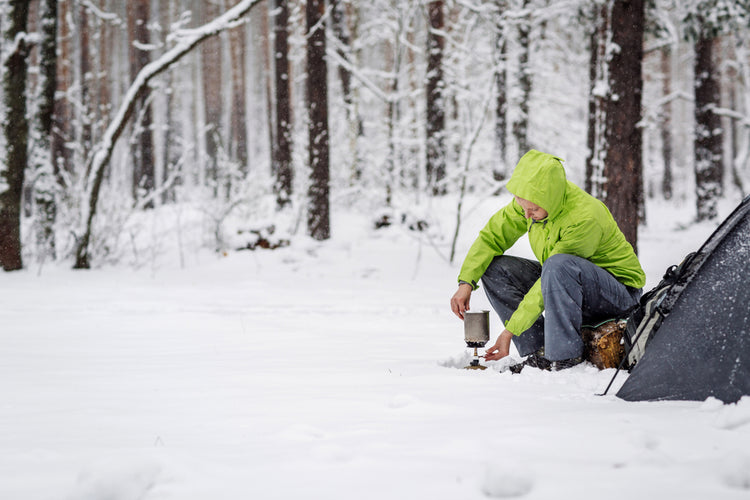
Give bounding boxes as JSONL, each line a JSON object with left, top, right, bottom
{"left": 464, "top": 310, "right": 490, "bottom": 370}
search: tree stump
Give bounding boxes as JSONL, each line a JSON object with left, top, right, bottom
{"left": 582, "top": 319, "right": 627, "bottom": 369}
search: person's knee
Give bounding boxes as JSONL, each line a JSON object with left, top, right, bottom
{"left": 482, "top": 255, "right": 515, "bottom": 283}
{"left": 487, "top": 255, "right": 515, "bottom": 271}
{"left": 541, "top": 254, "right": 582, "bottom": 286}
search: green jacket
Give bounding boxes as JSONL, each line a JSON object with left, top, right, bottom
{"left": 458, "top": 150, "right": 646, "bottom": 336}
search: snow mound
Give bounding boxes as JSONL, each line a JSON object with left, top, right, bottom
{"left": 66, "top": 455, "right": 166, "bottom": 500}
{"left": 438, "top": 351, "right": 478, "bottom": 369}
{"left": 713, "top": 396, "right": 750, "bottom": 430}
{"left": 481, "top": 460, "right": 534, "bottom": 498}
{"left": 720, "top": 453, "right": 750, "bottom": 491}
{"left": 438, "top": 351, "right": 521, "bottom": 372}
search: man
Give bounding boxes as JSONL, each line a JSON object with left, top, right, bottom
{"left": 450, "top": 150, "right": 645, "bottom": 372}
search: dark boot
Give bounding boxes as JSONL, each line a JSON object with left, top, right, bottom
{"left": 509, "top": 350, "right": 582, "bottom": 374}
{"left": 509, "top": 350, "right": 551, "bottom": 373}
{"left": 551, "top": 357, "right": 583, "bottom": 371}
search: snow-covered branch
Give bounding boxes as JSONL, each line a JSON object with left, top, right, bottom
{"left": 75, "top": 0, "right": 262, "bottom": 268}
{"left": 325, "top": 47, "right": 392, "bottom": 103}
{"left": 80, "top": 0, "right": 121, "bottom": 24}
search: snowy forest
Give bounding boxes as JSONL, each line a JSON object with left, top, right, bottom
{"left": 1, "top": 0, "right": 749, "bottom": 272}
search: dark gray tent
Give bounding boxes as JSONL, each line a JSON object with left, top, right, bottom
{"left": 617, "top": 195, "right": 750, "bottom": 404}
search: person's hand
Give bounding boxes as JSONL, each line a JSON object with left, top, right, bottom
{"left": 484, "top": 329, "right": 513, "bottom": 361}
{"left": 450, "top": 283, "right": 473, "bottom": 320}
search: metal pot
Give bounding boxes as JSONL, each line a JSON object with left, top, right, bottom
{"left": 464, "top": 310, "right": 490, "bottom": 347}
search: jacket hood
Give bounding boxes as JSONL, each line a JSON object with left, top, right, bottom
{"left": 506, "top": 150, "right": 566, "bottom": 219}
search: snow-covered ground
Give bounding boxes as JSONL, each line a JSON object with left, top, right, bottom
{"left": 2, "top": 194, "right": 750, "bottom": 500}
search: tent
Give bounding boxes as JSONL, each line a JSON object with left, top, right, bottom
{"left": 617, "top": 195, "right": 750, "bottom": 404}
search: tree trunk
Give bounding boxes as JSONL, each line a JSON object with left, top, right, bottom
{"left": 98, "top": 0, "right": 115, "bottom": 150}
{"left": 694, "top": 35, "right": 723, "bottom": 222}
{"left": 228, "top": 18, "right": 248, "bottom": 176}
{"left": 258, "top": 0, "right": 275, "bottom": 184}
{"left": 273, "top": 0, "right": 293, "bottom": 209}
{"left": 331, "top": 0, "right": 352, "bottom": 108}
{"left": 79, "top": 3, "right": 92, "bottom": 161}
{"left": 31, "top": 0, "right": 59, "bottom": 262}
{"left": 585, "top": 1, "right": 609, "bottom": 197}
{"left": 727, "top": 40, "right": 743, "bottom": 197}
{"left": 425, "top": 0, "right": 446, "bottom": 196}
{"left": 51, "top": 0, "right": 73, "bottom": 178}
{"left": 331, "top": 0, "right": 362, "bottom": 184}
{"left": 128, "top": 0, "right": 155, "bottom": 206}
{"left": 157, "top": 0, "right": 176, "bottom": 204}
{"left": 0, "top": 0, "right": 31, "bottom": 271}
{"left": 200, "top": 0, "right": 223, "bottom": 196}
{"left": 660, "top": 44, "right": 673, "bottom": 200}
{"left": 604, "top": 0, "right": 644, "bottom": 252}
{"left": 384, "top": 26, "right": 401, "bottom": 208}
{"left": 34, "top": 0, "right": 57, "bottom": 146}
{"left": 493, "top": 1, "right": 508, "bottom": 180}
{"left": 306, "top": 0, "right": 331, "bottom": 240}
{"left": 512, "top": 0, "right": 531, "bottom": 157}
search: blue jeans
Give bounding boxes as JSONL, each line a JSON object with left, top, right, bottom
{"left": 480, "top": 254, "right": 641, "bottom": 361}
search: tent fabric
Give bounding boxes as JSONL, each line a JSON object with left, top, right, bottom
{"left": 617, "top": 195, "right": 750, "bottom": 403}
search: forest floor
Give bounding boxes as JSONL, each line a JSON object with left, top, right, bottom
{"left": 2, "top": 193, "right": 750, "bottom": 499}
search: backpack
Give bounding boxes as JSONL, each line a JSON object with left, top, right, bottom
{"left": 600, "top": 251, "right": 697, "bottom": 396}
{"left": 621, "top": 251, "right": 697, "bottom": 369}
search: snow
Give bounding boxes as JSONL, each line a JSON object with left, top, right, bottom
{"left": 2, "top": 194, "right": 750, "bottom": 500}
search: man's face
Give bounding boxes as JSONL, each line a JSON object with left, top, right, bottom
{"left": 514, "top": 196, "right": 548, "bottom": 221}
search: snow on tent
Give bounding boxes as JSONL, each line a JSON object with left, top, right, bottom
{"left": 617, "top": 195, "right": 750, "bottom": 404}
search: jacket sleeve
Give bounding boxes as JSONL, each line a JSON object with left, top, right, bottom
{"left": 457, "top": 201, "right": 527, "bottom": 289}
{"left": 504, "top": 278, "right": 543, "bottom": 335}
